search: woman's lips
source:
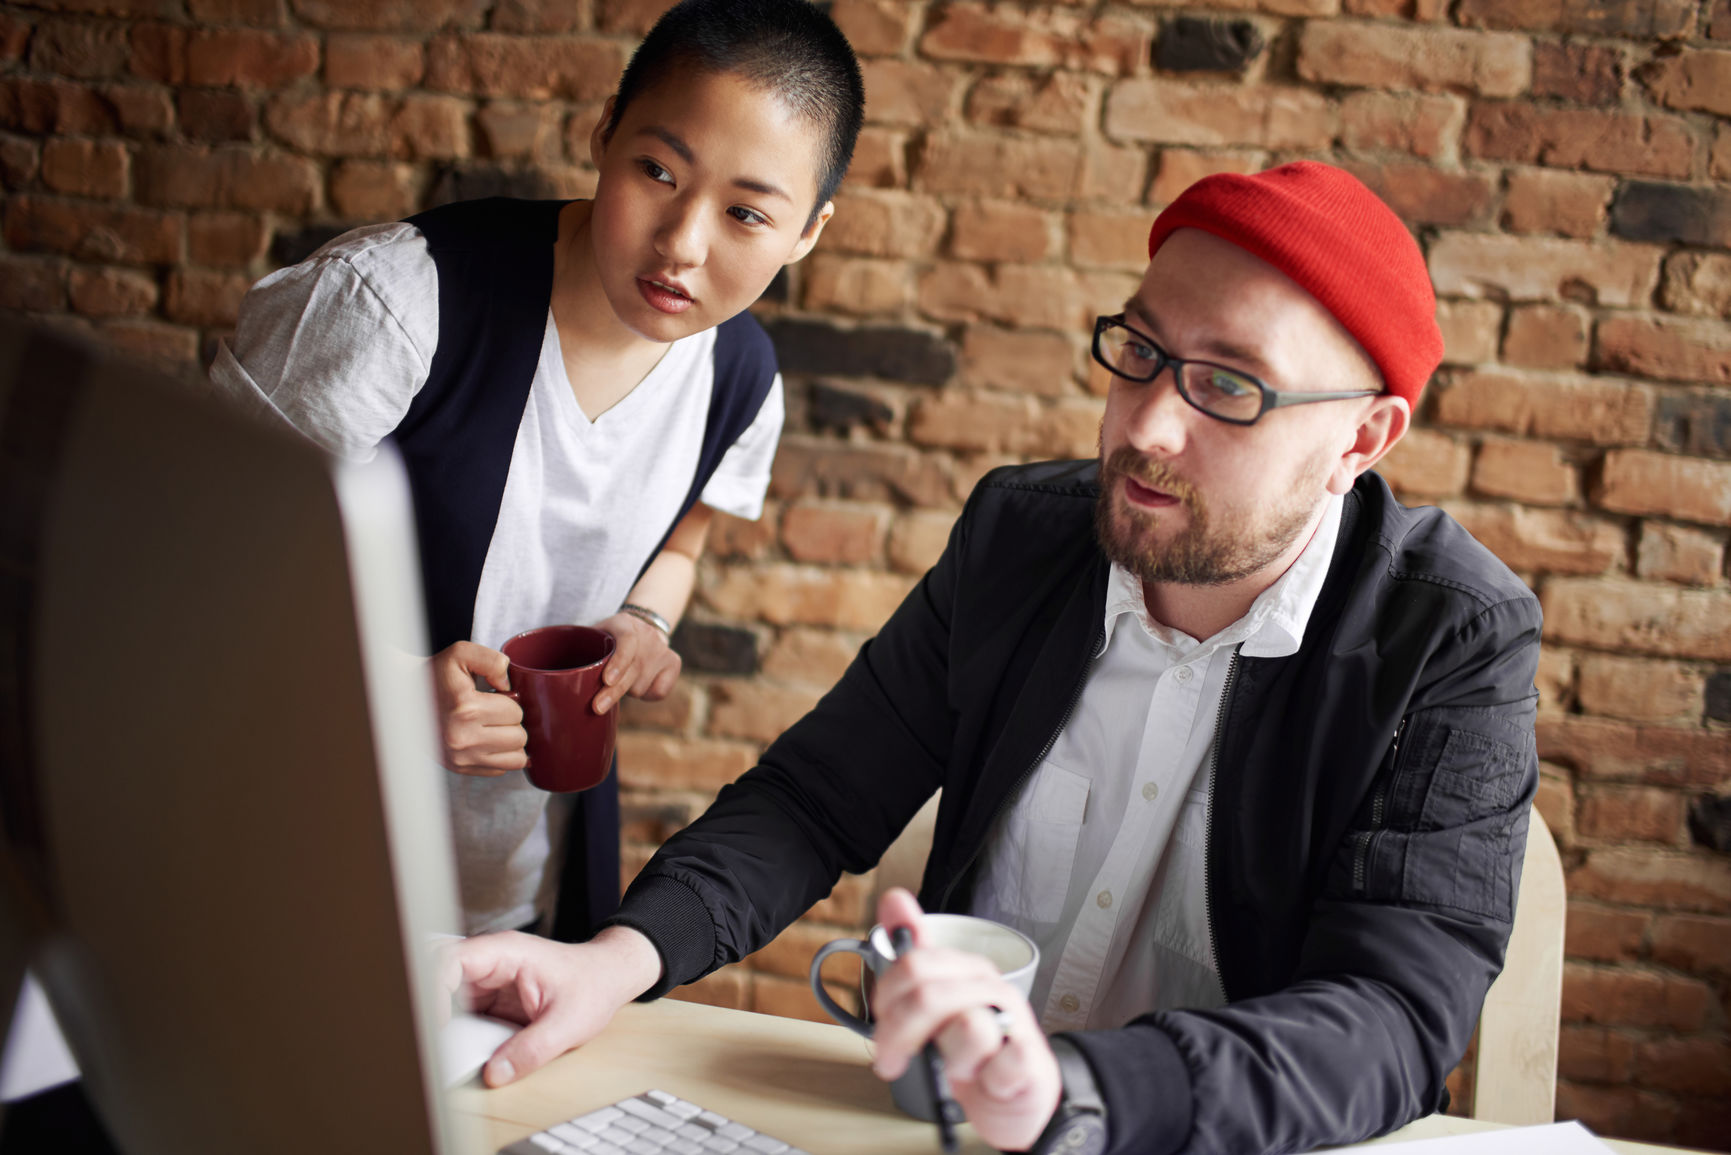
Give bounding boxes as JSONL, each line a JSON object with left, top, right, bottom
{"left": 638, "top": 278, "right": 693, "bottom": 315}
{"left": 1124, "top": 476, "right": 1180, "bottom": 508}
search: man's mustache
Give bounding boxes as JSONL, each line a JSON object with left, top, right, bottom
{"left": 1102, "top": 448, "right": 1199, "bottom": 510}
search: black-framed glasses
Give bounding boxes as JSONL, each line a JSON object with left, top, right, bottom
{"left": 1091, "top": 314, "right": 1380, "bottom": 426}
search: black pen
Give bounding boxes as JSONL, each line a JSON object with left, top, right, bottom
{"left": 891, "top": 925, "right": 960, "bottom": 1153}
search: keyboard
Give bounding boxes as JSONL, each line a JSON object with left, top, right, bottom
{"left": 499, "top": 1089, "right": 811, "bottom": 1155}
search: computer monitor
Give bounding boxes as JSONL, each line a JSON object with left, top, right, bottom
{"left": 0, "top": 317, "right": 479, "bottom": 1154}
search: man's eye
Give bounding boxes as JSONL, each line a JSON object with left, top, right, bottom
{"left": 1207, "top": 370, "right": 1256, "bottom": 396}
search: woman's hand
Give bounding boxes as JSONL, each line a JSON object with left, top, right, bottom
{"left": 429, "top": 641, "right": 527, "bottom": 776}
{"left": 591, "top": 611, "right": 681, "bottom": 714}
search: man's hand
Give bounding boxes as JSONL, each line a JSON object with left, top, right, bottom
{"left": 442, "top": 925, "right": 664, "bottom": 1087}
{"left": 591, "top": 612, "right": 681, "bottom": 715}
{"left": 430, "top": 641, "right": 527, "bottom": 776}
{"left": 867, "top": 889, "right": 1062, "bottom": 1152}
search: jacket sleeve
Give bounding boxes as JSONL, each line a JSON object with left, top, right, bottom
{"left": 1067, "top": 592, "right": 1543, "bottom": 1155}
{"left": 602, "top": 491, "right": 973, "bottom": 997}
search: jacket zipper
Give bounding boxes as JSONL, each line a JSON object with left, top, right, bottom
{"left": 1353, "top": 717, "right": 1405, "bottom": 893}
{"left": 937, "top": 623, "right": 1106, "bottom": 911}
{"left": 1202, "top": 645, "right": 1242, "bottom": 1006}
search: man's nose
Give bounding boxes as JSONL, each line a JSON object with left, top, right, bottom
{"left": 655, "top": 199, "right": 707, "bottom": 269}
{"left": 1122, "top": 365, "right": 1194, "bottom": 455}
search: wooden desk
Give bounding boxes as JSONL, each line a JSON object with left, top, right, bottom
{"left": 452, "top": 999, "right": 1693, "bottom": 1155}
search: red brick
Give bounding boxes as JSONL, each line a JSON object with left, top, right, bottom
{"left": 704, "top": 563, "right": 915, "bottom": 631}
{"left": 842, "top": 127, "right": 905, "bottom": 190}
{"left": 828, "top": 0, "right": 914, "bottom": 57}
{"left": 487, "top": 0, "right": 582, "bottom": 34}
{"left": 1435, "top": 299, "right": 1500, "bottom": 365}
{"left": 1432, "top": 370, "right": 1652, "bottom": 445}
{"left": 948, "top": 200, "right": 1055, "bottom": 263}
{"left": 177, "top": 89, "right": 254, "bottom": 143}
{"left": 908, "top": 391, "right": 1102, "bottom": 459}
{"left": 325, "top": 33, "right": 424, "bottom": 89}
{"left": 779, "top": 501, "right": 889, "bottom": 566}
{"left": 617, "top": 681, "right": 695, "bottom": 734}
{"left": 1456, "top": 0, "right": 1696, "bottom": 35}
{"left": 708, "top": 509, "right": 777, "bottom": 561}
{"left": 1501, "top": 169, "right": 1614, "bottom": 239}
{"left": 1651, "top": 913, "right": 1731, "bottom": 975}
{"left": 68, "top": 265, "right": 157, "bottom": 318}
{"left": 919, "top": 4, "right": 1146, "bottom": 76}
{"left": 0, "top": 13, "right": 28, "bottom": 64}
{"left": 1427, "top": 234, "right": 1662, "bottom": 308}
{"left": 1106, "top": 80, "right": 1332, "bottom": 150}
{"left": 951, "top": 452, "right": 1021, "bottom": 503}
{"left": 1296, "top": 22, "right": 1529, "bottom": 97}
{"left": 1716, "top": 125, "right": 1731, "bottom": 182}
{"left": 1557, "top": 1024, "right": 1637, "bottom": 1082}
{"left": 1563, "top": 903, "right": 1650, "bottom": 964}
{"left": 594, "top": 0, "right": 677, "bottom": 36}
{"left": 1145, "top": 147, "right": 1263, "bottom": 206}
{"left": 475, "top": 101, "right": 560, "bottom": 162}
{"left": 822, "top": 190, "right": 945, "bottom": 259}
{"left": 807, "top": 873, "right": 873, "bottom": 928}
{"left": 915, "top": 130, "right": 1082, "bottom": 200}
{"left": 28, "top": 16, "right": 129, "bottom": 79}
{"left": 292, "top": 0, "right": 488, "bottom": 31}
{"left": 100, "top": 318, "right": 199, "bottom": 366}
{"left": 1636, "top": 522, "right": 1723, "bottom": 586}
{"left": 1502, "top": 304, "right": 1587, "bottom": 369}
{"left": 263, "top": 90, "right": 391, "bottom": 156}
{"left": 101, "top": 82, "right": 174, "bottom": 139}
{"left": 1470, "top": 438, "right": 1577, "bottom": 505}
{"left": 40, "top": 137, "right": 128, "bottom": 199}
{"left": 1543, "top": 579, "right": 1731, "bottom": 662}
{"left": 1538, "top": 714, "right": 1730, "bottom": 786}
{"left": 328, "top": 159, "right": 420, "bottom": 220}
{"left": 186, "top": 29, "right": 318, "bottom": 89}
{"left": 1596, "top": 450, "right": 1731, "bottom": 527}
{"left": 960, "top": 325, "right": 1079, "bottom": 398}
{"left": 760, "top": 628, "right": 859, "bottom": 690}
{"left": 1640, "top": 47, "right": 1731, "bottom": 117}
{"left": 918, "top": 262, "right": 1099, "bottom": 333}
{"left": 425, "top": 34, "right": 624, "bottom": 101}
{"left": 615, "top": 732, "right": 756, "bottom": 792}
{"left": 1660, "top": 252, "right": 1731, "bottom": 319}
{"left": 187, "top": 0, "right": 287, "bottom": 24}
{"left": 887, "top": 510, "right": 957, "bottom": 575}
{"left": 1554, "top": 1082, "right": 1680, "bottom": 1148}
{"left": 706, "top": 681, "right": 822, "bottom": 745}
{"left": 667, "top": 965, "right": 749, "bottom": 1011}
{"left": 1442, "top": 502, "right": 1623, "bottom": 575}
{"left": 1378, "top": 427, "right": 1472, "bottom": 498}
{"left": 4, "top": 195, "right": 181, "bottom": 264}
{"left": 859, "top": 58, "right": 955, "bottom": 128}
{"left": 0, "top": 77, "right": 116, "bottom": 134}
{"left": 0, "top": 254, "right": 67, "bottom": 312}
{"left": 1338, "top": 160, "right": 1495, "bottom": 228}
{"left": 1595, "top": 316, "right": 1731, "bottom": 388}
{"left": 752, "top": 971, "right": 841, "bottom": 1025}
{"left": 1530, "top": 41, "right": 1625, "bottom": 104}
{"left": 800, "top": 255, "right": 908, "bottom": 317}
{"left": 128, "top": 22, "right": 184, "bottom": 84}
{"left": 1633, "top": 1038, "right": 1731, "bottom": 1098}
{"left": 770, "top": 438, "right": 951, "bottom": 507}
{"left": 221, "top": 150, "right": 321, "bottom": 213}
{"left": 1338, "top": 91, "right": 1465, "bottom": 160}
{"left": 164, "top": 267, "right": 248, "bottom": 326}
{"left": 966, "top": 71, "right": 1095, "bottom": 137}
{"left": 1080, "top": 139, "right": 1146, "bottom": 204}
{"left": 1560, "top": 961, "right": 1715, "bottom": 1029}
{"left": 1572, "top": 847, "right": 1731, "bottom": 914}
{"left": 1464, "top": 103, "right": 1694, "bottom": 181}
{"left": 390, "top": 94, "right": 469, "bottom": 160}
{"left": 1577, "top": 783, "right": 1687, "bottom": 842}
{"left": 1534, "top": 763, "right": 1575, "bottom": 837}
{"left": 1715, "top": 0, "right": 1731, "bottom": 38}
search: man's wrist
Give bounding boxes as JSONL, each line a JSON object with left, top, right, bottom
{"left": 587, "top": 924, "right": 665, "bottom": 1003}
{"left": 1025, "top": 1036, "right": 1109, "bottom": 1155}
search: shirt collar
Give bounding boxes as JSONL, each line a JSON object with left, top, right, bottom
{"left": 1101, "top": 491, "right": 1345, "bottom": 659}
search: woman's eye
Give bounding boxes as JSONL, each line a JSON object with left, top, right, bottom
{"left": 641, "top": 160, "right": 672, "bottom": 184}
{"left": 729, "top": 206, "right": 768, "bottom": 227}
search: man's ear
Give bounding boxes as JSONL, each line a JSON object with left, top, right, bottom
{"left": 1327, "top": 394, "right": 1410, "bottom": 495}
{"left": 589, "top": 96, "right": 618, "bottom": 168}
{"left": 785, "top": 200, "right": 835, "bottom": 265}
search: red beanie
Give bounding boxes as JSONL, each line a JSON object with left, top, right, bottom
{"left": 1146, "top": 161, "right": 1443, "bottom": 407}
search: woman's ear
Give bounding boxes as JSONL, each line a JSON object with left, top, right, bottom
{"left": 589, "top": 96, "right": 619, "bottom": 168}
{"left": 785, "top": 200, "right": 835, "bottom": 265}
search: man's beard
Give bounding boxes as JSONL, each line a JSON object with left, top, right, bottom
{"left": 1093, "top": 447, "right": 1327, "bottom": 587}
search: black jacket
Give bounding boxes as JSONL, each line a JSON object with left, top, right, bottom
{"left": 609, "top": 460, "right": 1542, "bottom": 1155}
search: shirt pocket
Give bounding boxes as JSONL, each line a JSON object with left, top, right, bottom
{"left": 1155, "top": 787, "right": 1214, "bottom": 968}
{"left": 996, "top": 761, "right": 1091, "bottom": 924}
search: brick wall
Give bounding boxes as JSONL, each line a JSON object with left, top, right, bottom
{"left": 1, "top": 0, "right": 1727, "bottom": 1146}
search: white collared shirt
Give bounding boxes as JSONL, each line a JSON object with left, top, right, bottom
{"left": 970, "top": 493, "right": 1344, "bottom": 1032}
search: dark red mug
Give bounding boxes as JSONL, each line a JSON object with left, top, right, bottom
{"left": 500, "top": 624, "right": 618, "bottom": 793}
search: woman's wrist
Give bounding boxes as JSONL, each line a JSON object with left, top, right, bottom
{"left": 617, "top": 602, "right": 672, "bottom": 640}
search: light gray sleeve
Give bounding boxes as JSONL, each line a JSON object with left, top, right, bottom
{"left": 697, "top": 373, "right": 785, "bottom": 520}
{"left": 206, "top": 223, "right": 440, "bottom": 464}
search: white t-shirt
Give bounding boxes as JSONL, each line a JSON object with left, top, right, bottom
{"left": 209, "top": 222, "right": 784, "bottom": 933}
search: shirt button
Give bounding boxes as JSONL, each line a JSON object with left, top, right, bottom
{"left": 1142, "top": 782, "right": 1159, "bottom": 801}
{"left": 1096, "top": 890, "right": 1112, "bottom": 909}
{"left": 1174, "top": 665, "right": 1193, "bottom": 682}
{"left": 1059, "top": 993, "right": 1080, "bottom": 1013}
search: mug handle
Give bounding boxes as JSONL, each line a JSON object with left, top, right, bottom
{"left": 501, "top": 688, "right": 531, "bottom": 769}
{"left": 809, "top": 939, "right": 875, "bottom": 1038}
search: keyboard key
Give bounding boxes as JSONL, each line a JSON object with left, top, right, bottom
{"left": 575, "top": 1107, "right": 624, "bottom": 1131}
{"left": 666, "top": 1100, "right": 703, "bottom": 1121}
{"left": 677, "top": 1123, "right": 711, "bottom": 1142}
{"left": 590, "top": 1144, "right": 626, "bottom": 1155}
{"left": 530, "top": 1136, "right": 566, "bottom": 1153}
{"left": 600, "top": 1126, "right": 636, "bottom": 1145}
{"left": 625, "top": 1140, "right": 660, "bottom": 1155}
{"left": 700, "top": 1139, "right": 738, "bottom": 1154}
{"left": 641, "top": 1126, "right": 676, "bottom": 1145}
{"left": 742, "top": 1136, "right": 787, "bottom": 1154}
{"left": 620, "top": 1100, "right": 685, "bottom": 1130}
{"left": 614, "top": 1117, "right": 650, "bottom": 1135}
{"left": 696, "top": 1111, "right": 729, "bottom": 1128}
{"left": 715, "top": 1122, "right": 754, "bottom": 1142}
{"left": 550, "top": 1124, "right": 596, "bottom": 1148}
{"left": 646, "top": 1090, "right": 677, "bottom": 1106}
{"left": 667, "top": 1140, "right": 704, "bottom": 1155}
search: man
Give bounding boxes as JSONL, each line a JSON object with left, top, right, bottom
{"left": 451, "top": 162, "right": 1541, "bottom": 1155}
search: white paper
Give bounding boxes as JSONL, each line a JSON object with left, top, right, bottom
{"left": 1337, "top": 1120, "right": 1614, "bottom": 1154}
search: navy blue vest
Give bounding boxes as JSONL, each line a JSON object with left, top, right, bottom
{"left": 396, "top": 197, "right": 779, "bottom": 653}
{"left": 395, "top": 197, "right": 778, "bottom": 939}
